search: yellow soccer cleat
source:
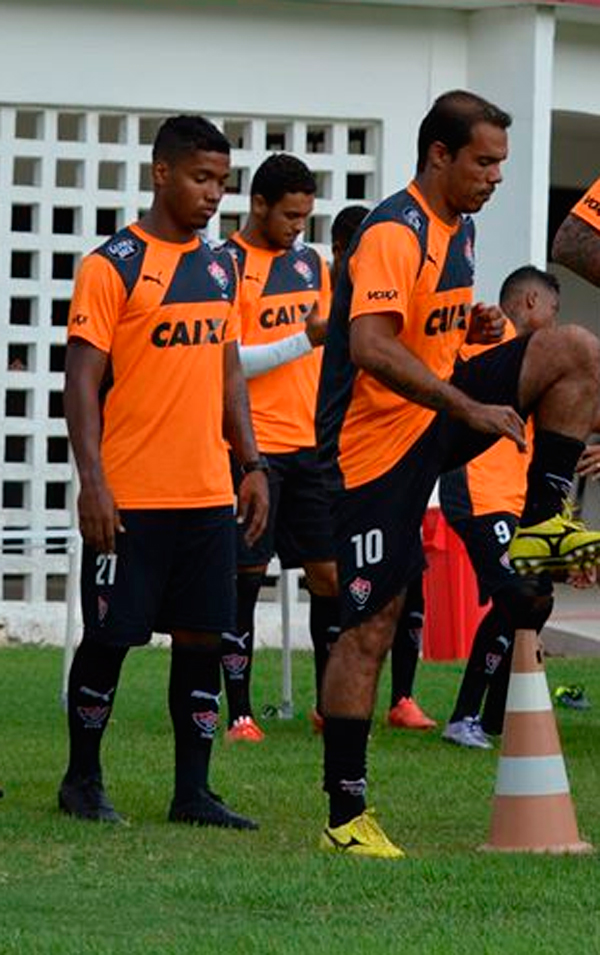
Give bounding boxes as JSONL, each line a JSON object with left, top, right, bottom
{"left": 509, "top": 507, "right": 600, "bottom": 575}
{"left": 320, "top": 808, "right": 406, "bottom": 859}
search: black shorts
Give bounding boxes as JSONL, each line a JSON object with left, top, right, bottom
{"left": 335, "top": 336, "right": 529, "bottom": 629}
{"left": 81, "top": 507, "right": 236, "bottom": 646}
{"left": 447, "top": 512, "right": 518, "bottom": 604}
{"left": 235, "top": 448, "right": 336, "bottom": 569}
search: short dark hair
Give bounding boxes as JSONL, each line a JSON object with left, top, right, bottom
{"left": 331, "top": 204, "right": 369, "bottom": 252}
{"left": 250, "top": 153, "right": 316, "bottom": 206}
{"left": 416, "top": 90, "right": 512, "bottom": 173}
{"left": 499, "top": 265, "right": 560, "bottom": 307}
{"left": 153, "top": 115, "right": 230, "bottom": 163}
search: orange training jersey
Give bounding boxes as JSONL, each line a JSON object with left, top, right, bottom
{"left": 317, "top": 182, "right": 475, "bottom": 489}
{"left": 67, "top": 223, "right": 240, "bottom": 509}
{"left": 225, "top": 232, "right": 331, "bottom": 453}
{"left": 569, "top": 177, "right": 600, "bottom": 235}
{"left": 440, "top": 322, "right": 532, "bottom": 520}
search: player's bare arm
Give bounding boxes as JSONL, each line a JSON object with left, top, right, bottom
{"left": 552, "top": 214, "right": 600, "bottom": 288}
{"left": 350, "top": 311, "right": 527, "bottom": 450}
{"left": 64, "top": 339, "right": 124, "bottom": 553}
{"left": 223, "top": 341, "right": 269, "bottom": 545}
{"left": 305, "top": 303, "right": 328, "bottom": 346}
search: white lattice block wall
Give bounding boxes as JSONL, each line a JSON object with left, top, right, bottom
{"left": 0, "top": 104, "right": 380, "bottom": 640}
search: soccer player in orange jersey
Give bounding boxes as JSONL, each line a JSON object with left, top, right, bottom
{"left": 441, "top": 266, "right": 560, "bottom": 749}
{"left": 317, "top": 90, "right": 600, "bottom": 858}
{"left": 60, "top": 116, "right": 268, "bottom": 829}
{"left": 220, "top": 155, "right": 338, "bottom": 742}
{"left": 332, "top": 205, "right": 436, "bottom": 732}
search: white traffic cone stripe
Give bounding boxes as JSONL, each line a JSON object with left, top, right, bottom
{"left": 495, "top": 755, "right": 570, "bottom": 797}
{"left": 505, "top": 673, "right": 552, "bottom": 713}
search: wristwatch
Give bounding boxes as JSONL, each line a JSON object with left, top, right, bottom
{"left": 240, "top": 455, "right": 270, "bottom": 475}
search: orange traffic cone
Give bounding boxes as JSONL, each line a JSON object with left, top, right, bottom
{"left": 481, "top": 628, "right": 592, "bottom": 854}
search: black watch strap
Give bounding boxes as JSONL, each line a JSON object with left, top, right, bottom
{"left": 241, "top": 455, "right": 270, "bottom": 475}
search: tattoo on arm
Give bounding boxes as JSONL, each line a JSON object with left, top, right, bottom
{"left": 553, "top": 216, "right": 600, "bottom": 287}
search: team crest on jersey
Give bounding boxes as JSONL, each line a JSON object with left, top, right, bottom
{"left": 192, "top": 710, "right": 219, "bottom": 738}
{"left": 349, "top": 576, "right": 371, "bottom": 608}
{"left": 293, "top": 258, "right": 314, "bottom": 286}
{"left": 208, "top": 259, "right": 230, "bottom": 292}
{"left": 402, "top": 207, "right": 424, "bottom": 233}
{"left": 463, "top": 233, "right": 475, "bottom": 275}
{"left": 106, "top": 237, "right": 141, "bottom": 261}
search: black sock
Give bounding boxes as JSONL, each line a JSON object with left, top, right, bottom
{"left": 449, "top": 607, "right": 509, "bottom": 723}
{"left": 309, "top": 593, "right": 340, "bottom": 714}
{"left": 222, "top": 571, "right": 263, "bottom": 725}
{"left": 323, "top": 716, "right": 371, "bottom": 827}
{"left": 170, "top": 637, "right": 222, "bottom": 804}
{"left": 390, "top": 577, "right": 423, "bottom": 706}
{"left": 481, "top": 643, "right": 514, "bottom": 735}
{"left": 65, "top": 638, "right": 128, "bottom": 782}
{"left": 521, "top": 429, "right": 584, "bottom": 526}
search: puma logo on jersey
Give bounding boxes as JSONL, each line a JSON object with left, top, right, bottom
{"left": 424, "top": 303, "right": 468, "bottom": 336}
{"left": 259, "top": 301, "right": 314, "bottom": 329}
{"left": 143, "top": 272, "right": 164, "bottom": 286}
{"left": 151, "top": 318, "right": 228, "bottom": 347}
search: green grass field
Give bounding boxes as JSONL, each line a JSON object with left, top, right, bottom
{"left": 1, "top": 644, "right": 599, "bottom": 955}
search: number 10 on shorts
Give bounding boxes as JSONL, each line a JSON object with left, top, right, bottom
{"left": 351, "top": 529, "right": 384, "bottom": 569}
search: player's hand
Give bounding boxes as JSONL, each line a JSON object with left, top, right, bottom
{"left": 78, "top": 478, "right": 125, "bottom": 553}
{"left": 460, "top": 401, "right": 527, "bottom": 452}
{"left": 466, "top": 302, "right": 506, "bottom": 345}
{"left": 305, "top": 304, "right": 328, "bottom": 347}
{"left": 576, "top": 444, "right": 600, "bottom": 480}
{"left": 237, "top": 472, "right": 269, "bottom": 546}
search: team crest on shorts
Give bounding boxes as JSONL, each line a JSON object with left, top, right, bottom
{"left": 349, "top": 576, "right": 371, "bottom": 608}
{"left": 98, "top": 596, "right": 109, "bottom": 625}
{"left": 192, "top": 710, "right": 219, "bottom": 739}
{"left": 106, "top": 237, "right": 141, "bottom": 261}
{"left": 499, "top": 550, "right": 511, "bottom": 570}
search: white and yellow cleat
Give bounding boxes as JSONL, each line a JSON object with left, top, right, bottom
{"left": 509, "top": 509, "right": 600, "bottom": 575}
{"left": 320, "top": 808, "right": 405, "bottom": 859}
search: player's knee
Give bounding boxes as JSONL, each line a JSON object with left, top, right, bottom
{"left": 493, "top": 574, "right": 553, "bottom": 633}
{"left": 558, "top": 324, "right": 600, "bottom": 383}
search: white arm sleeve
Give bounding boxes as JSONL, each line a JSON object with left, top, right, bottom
{"left": 238, "top": 332, "right": 313, "bottom": 379}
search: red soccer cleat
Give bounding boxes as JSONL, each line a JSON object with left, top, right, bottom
{"left": 225, "top": 715, "right": 265, "bottom": 743}
{"left": 388, "top": 697, "right": 436, "bottom": 730}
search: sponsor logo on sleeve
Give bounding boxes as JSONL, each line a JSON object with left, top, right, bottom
{"left": 106, "top": 237, "right": 141, "bottom": 261}
{"left": 402, "top": 207, "right": 423, "bottom": 232}
{"left": 366, "top": 289, "right": 398, "bottom": 301}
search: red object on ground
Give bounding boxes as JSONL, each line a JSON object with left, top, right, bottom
{"left": 421, "top": 507, "right": 490, "bottom": 661}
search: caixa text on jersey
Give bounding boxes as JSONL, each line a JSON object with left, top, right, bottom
{"left": 151, "top": 318, "right": 228, "bottom": 348}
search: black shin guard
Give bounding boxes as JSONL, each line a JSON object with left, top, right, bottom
{"left": 222, "top": 571, "right": 263, "bottom": 724}
{"left": 170, "top": 638, "right": 222, "bottom": 803}
{"left": 65, "top": 639, "right": 128, "bottom": 781}
{"left": 323, "top": 716, "right": 371, "bottom": 827}
{"left": 390, "top": 577, "right": 423, "bottom": 705}
{"left": 309, "top": 592, "right": 341, "bottom": 714}
{"left": 521, "top": 430, "right": 584, "bottom": 526}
